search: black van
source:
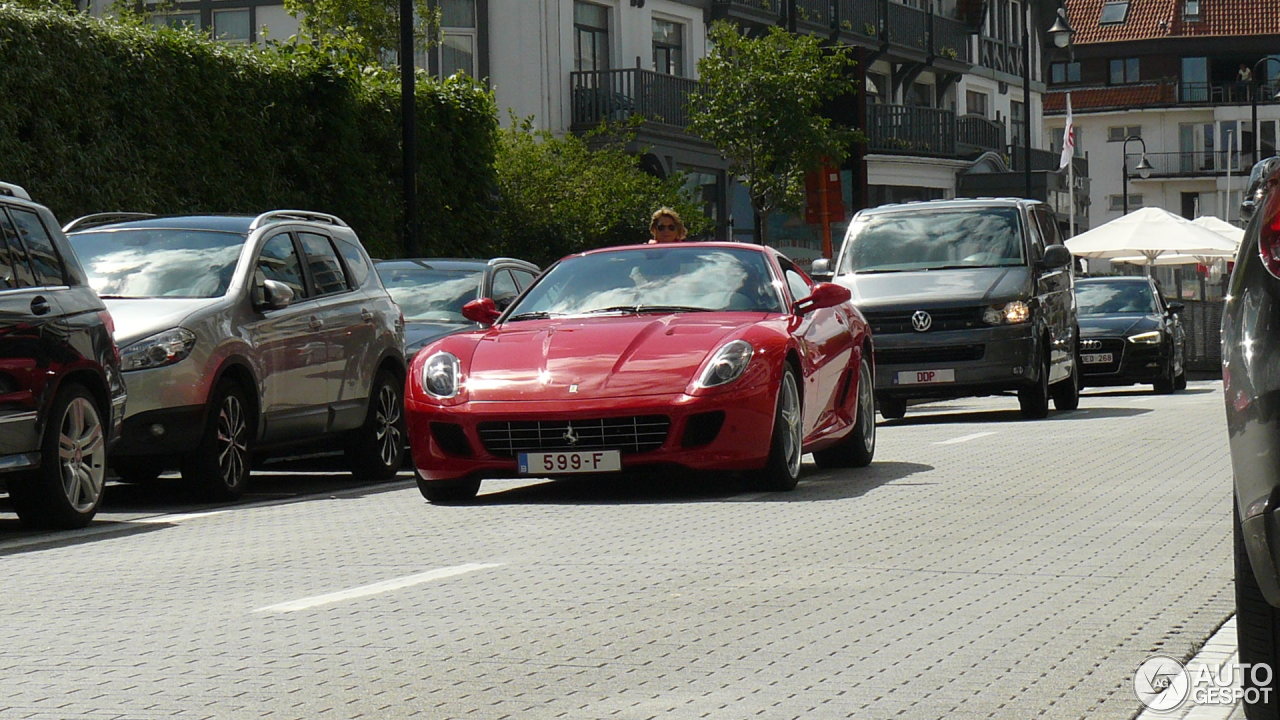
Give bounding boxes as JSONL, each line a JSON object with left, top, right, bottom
{"left": 815, "top": 198, "right": 1078, "bottom": 420}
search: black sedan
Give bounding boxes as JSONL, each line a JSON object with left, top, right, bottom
{"left": 1074, "top": 276, "right": 1186, "bottom": 393}
{"left": 1227, "top": 156, "right": 1280, "bottom": 720}
{"left": 375, "top": 258, "right": 540, "bottom": 357}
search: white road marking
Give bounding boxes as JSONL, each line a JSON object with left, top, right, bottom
{"left": 934, "top": 431, "right": 996, "bottom": 445}
{"left": 254, "top": 563, "right": 505, "bottom": 613}
{"left": 133, "top": 510, "right": 231, "bottom": 524}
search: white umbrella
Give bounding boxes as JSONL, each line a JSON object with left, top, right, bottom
{"left": 1191, "top": 215, "right": 1245, "bottom": 247}
{"left": 1109, "top": 249, "right": 1236, "bottom": 266}
{"left": 1065, "top": 207, "right": 1239, "bottom": 264}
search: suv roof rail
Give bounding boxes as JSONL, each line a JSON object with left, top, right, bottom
{"left": 0, "top": 182, "right": 31, "bottom": 200}
{"left": 249, "top": 210, "right": 349, "bottom": 231}
{"left": 62, "top": 212, "right": 158, "bottom": 233}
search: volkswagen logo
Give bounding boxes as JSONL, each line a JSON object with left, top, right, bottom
{"left": 911, "top": 310, "right": 933, "bottom": 332}
{"left": 1081, "top": 339, "right": 1103, "bottom": 351}
{"left": 562, "top": 423, "right": 579, "bottom": 446}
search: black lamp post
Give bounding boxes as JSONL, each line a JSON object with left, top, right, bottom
{"left": 1121, "top": 135, "right": 1153, "bottom": 215}
{"left": 1250, "top": 56, "right": 1280, "bottom": 165}
{"left": 400, "top": 0, "right": 418, "bottom": 257}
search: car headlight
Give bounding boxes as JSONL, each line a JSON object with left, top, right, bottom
{"left": 982, "top": 300, "right": 1031, "bottom": 325}
{"left": 697, "top": 340, "right": 754, "bottom": 388}
{"left": 119, "top": 328, "right": 197, "bottom": 372}
{"left": 422, "top": 351, "right": 461, "bottom": 398}
{"left": 1128, "top": 331, "right": 1163, "bottom": 344}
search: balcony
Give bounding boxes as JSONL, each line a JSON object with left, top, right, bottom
{"left": 1134, "top": 150, "right": 1252, "bottom": 178}
{"left": 1178, "top": 81, "right": 1280, "bottom": 106}
{"left": 569, "top": 69, "right": 702, "bottom": 132}
{"left": 957, "top": 114, "right": 1007, "bottom": 155}
{"left": 866, "top": 104, "right": 956, "bottom": 156}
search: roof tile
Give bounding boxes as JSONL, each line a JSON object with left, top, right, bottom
{"left": 1065, "top": 0, "right": 1280, "bottom": 44}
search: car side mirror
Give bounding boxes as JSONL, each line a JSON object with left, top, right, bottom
{"left": 256, "top": 279, "right": 294, "bottom": 311}
{"left": 462, "top": 297, "right": 501, "bottom": 325}
{"left": 1168, "top": 301, "right": 1184, "bottom": 315}
{"left": 810, "top": 258, "right": 833, "bottom": 282}
{"left": 1040, "top": 244, "right": 1072, "bottom": 269}
{"left": 794, "top": 282, "right": 851, "bottom": 316}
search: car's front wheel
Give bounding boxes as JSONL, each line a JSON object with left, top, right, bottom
{"left": 345, "top": 371, "right": 406, "bottom": 482}
{"left": 813, "top": 356, "right": 875, "bottom": 469}
{"left": 1236, "top": 503, "right": 1280, "bottom": 719}
{"left": 1018, "top": 351, "right": 1051, "bottom": 419}
{"left": 181, "top": 381, "right": 251, "bottom": 501}
{"left": 9, "top": 383, "right": 107, "bottom": 529}
{"left": 747, "top": 364, "right": 803, "bottom": 491}
{"left": 1051, "top": 340, "right": 1081, "bottom": 412}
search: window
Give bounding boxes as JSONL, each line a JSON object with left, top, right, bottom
{"left": 574, "top": 2, "right": 609, "bottom": 72}
{"left": 652, "top": 18, "right": 683, "bottom": 76}
{"left": 1011, "top": 100, "right": 1026, "bottom": 144}
{"left": 966, "top": 90, "right": 989, "bottom": 117}
{"left": 491, "top": 269, "right": 519, "bottom": 309}
{"left": 1099, "top": 1, "right": 1130, "bottom": 24}
{"left": 1181, "top": 56, "right": 1208, "bottom": 102}
{"left": 1051, "top": 62, "right": 1081, "bottom": 84}
{"left": 1108, "top": 126, "right": 1143, "bottom": 142}
{"left": 213, "top": 9, "right": 250, "bottom": 43}
{"left": 8, "top": 208, "right": 64, "bottom": 287}
{"left": 0, "top": 208, "right": 24, "bottom": 289}
{"left": 1109, "top": 57, "right": 1140, "bottom": 84}
{"left": 783, "top": 266, "right": 811, "bottom": 304}
{"left": 1183, "top": 0, "right": 1201, "bottom": 19}
{"left": 439, "top": 0, "right": 476, "bottom": 77}
{"left": 512, "top": 268, "right": 536, "bottom": 290}
{"left": 333, "top": 237, "right": 370, "bottom": 287}
{"left": 299, "top": 233, "right": 349, "bottom": 296}
{"left": 257, "top": 234, "right": 306, "bottom": 300}
{"left": 1108, "top": 194, "right": 1143, "bottom": 211}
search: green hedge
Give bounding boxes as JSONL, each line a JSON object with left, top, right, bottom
{"left": 0, "top": 5, "right": 496, "bottom": 258}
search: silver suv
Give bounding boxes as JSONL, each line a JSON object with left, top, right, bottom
{"left": 64, "top": 211, "right": 406, "bottom": 499}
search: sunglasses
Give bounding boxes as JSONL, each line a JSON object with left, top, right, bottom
{"left": 654, "top": 224, "right": 678, "bottom": 231}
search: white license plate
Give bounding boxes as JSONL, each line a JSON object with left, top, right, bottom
{"left": 895, "top": 369, "right": 956, "bottom": 385}
{"left": 518, "top": 450, "right": 622, "bottom": 475}
{"left": 1081, "top": 353, "right": 1114, "bottom": 364}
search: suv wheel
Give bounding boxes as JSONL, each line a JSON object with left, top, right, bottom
{"left": 1018, "top": 351, "right": 1051, "bottom": 419}
{"left": 181, "top": 381, "right": 251, "bottom": 501}
{"left": 345, "top": 371, "right": 406, "bottom": 482}
{"left": 1236, "top": 504, "right": 1280, "bottom": 719}
{"left": 1050, "top": 337, "right": 1081, "bottom": 412}
{"left": 10, "top": 383, "right": 107, "bottom": 529}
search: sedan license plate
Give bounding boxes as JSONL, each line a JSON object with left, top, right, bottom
{"left": 1081, "top": 353, "right": 1114, "bottom": 364}
{"left": 518, "top": 450, "right": 622, "bottom": 475}
{"left": 896, "top": 369, "right": 955, "bottom": 385}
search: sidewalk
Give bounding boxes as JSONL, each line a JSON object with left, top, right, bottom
{"left": 1135, "top": 615, "right": 1244, "bottom": 720}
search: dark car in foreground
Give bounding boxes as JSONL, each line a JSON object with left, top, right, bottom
{"left": 1226, "top": 156, "right": 1280, "bottom": 719}
{"left": 375, "top": 258, "right": 539, "bottom": 357}
{"left": 1075, "top": 276, "right": 1185, "bottom": 393}
{"left": 0, "top": 182, "right": 126, "bottom": 528}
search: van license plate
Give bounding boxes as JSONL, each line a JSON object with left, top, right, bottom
{"left": 1081, "top": 353, "right": 1113, "bottom": 364}
{"left": 519, "top": 450, "right": 622, "bottom": 475}
{"left": 896, "top": 369, "right": 955, "bottom": 385}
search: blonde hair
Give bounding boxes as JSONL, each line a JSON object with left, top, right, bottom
{"left": 649, "top": 207, "right": 687, "bottom": 239}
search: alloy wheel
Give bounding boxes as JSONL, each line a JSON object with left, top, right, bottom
{"left": 780, "top": 371, "right": 802, "bottom": 477}
{"left": 374, "top": 383, "right": 403, "bottom": 468}
{"left": 57, "top": 397, "right": 106, "bottom": 512}
{"left": 216, "top": 394, "right": 248, "bottom": 489}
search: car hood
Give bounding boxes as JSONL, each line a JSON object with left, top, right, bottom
{"left": 457, "top": 313, "right": 765, "bottom": 401}
{"left": 406, "top": 320, "right": 470, "bottom": 355}
{"left": 1079, "top": 314, "right": 1160, "bottom": 337}
{"left": 838, "top": 267, "right": 1032, "bottom": 310}
{"left": 102, "top": 298, "right": 218, "bottom": 346}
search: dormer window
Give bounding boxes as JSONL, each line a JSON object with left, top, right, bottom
{"left": 1100, "top": 1, "right": 1130, "bottom": 24}
{"left": 1184, "top": 0, "right": 1201, "bottom": 20}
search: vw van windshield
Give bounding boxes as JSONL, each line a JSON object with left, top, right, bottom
{"left": 840, "top": 207, "right": 1026, "bottom": 274}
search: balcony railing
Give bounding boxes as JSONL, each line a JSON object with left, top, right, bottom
{"left": 866, "top": 104, "right": 956, "bottom": 156}
{"left": 1132, "top": 150, "right": 1252, "bottom": 178}
{"left": 569, "top": 69, "right": 702, "bottom": 131}
{"left": 1178, "top": 81, "right": 1280, "bottom": 105}
{"left": 957, "top": 114, "right": 1006, "bottom": 153}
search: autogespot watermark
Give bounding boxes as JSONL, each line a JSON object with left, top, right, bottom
{"left": 1134, "top": 655, "right": 1273, "bottom": 712}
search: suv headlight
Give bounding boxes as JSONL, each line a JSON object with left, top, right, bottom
{"left": 422, "top": 351, "right": 461, "bottom": 398}
{"left": 697, "top": 340, "right": 754, "bottom": 388}
{"left": 120, "top": 328, "right": 197, "bottom": 371}
{"left": 982, "top": 301, "right": 1031, "bottom": 325}
{"left": 1128, "top": 331, "right": 1163, "bottom": 344}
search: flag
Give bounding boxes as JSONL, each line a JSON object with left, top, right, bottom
{"left": 1059, "top": 93, "right": 1075, "bottom": 170}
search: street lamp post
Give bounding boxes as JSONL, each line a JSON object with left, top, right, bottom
{"left": 1022, "top": 3, "right": 1076, "bottom": 200}
{"left": 1121, "top": 135, "right": 1153, "bottom": 215}
{"left": 1251, "top": 56, "right": 1280, "bottom": 164}
{"left": 399, "top": 0, "right": 418, "bottom": 257}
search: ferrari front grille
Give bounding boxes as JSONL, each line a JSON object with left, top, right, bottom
{"left": 478, "top": 416, "right": 670, "bottom": 457}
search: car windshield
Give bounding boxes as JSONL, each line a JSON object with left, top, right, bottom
{"left": 377, "top": 264, "right": 482, "bottom": 323}
{"left": 507, "top": 246, "right": 783, "bottom": 318}
{"left": 1076, "top": 282, "right": 1159, "bottom": 315}
{"left": 68, "top": 229, "right": 245, "bottom": 299}
{"left": 840, "top": 208, "right": 1026, "bottom": 273}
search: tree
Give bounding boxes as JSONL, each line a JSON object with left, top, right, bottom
{"left": 493, "top": 116, "right": 710, "bottom": 265}
{"left": 689, "top": 21, "right": 859, "bottom": 245}
{"left": 281, "top": 0, "right": 436, "bottom": 68}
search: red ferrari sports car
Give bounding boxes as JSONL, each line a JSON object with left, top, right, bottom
{"left": 404, "top": 242, "right": 875, "bottom": 503}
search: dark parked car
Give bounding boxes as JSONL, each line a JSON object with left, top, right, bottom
{"left": 1226, "top": 155, "right": 1280, "bottom": 719}
{"left": 0, "top": 182, "right": 125, "bottom": 528}
{"left": 1075, "top": 276, "right": 1186, "bottom": 393}
{"left": 375, "top": 258, "right": 539, "bottom": 357}
{"left": 815, "top": 198, "right": 1079, "bottom": 419}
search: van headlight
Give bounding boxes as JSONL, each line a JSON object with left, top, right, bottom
{"left": 422, "top": 351, "right": 461, "bottom": 398}
{"left": 982, "top": 301, "right": 1031, "bottom": 325}
{"left": 120, "top": 328, "right": 197, "bottom": 371}
{"left": 697, "top": 340, "right": 754, "bottom": 388}
{"left": 1128, "top": 331, "right": 1163, "bottom": 344}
